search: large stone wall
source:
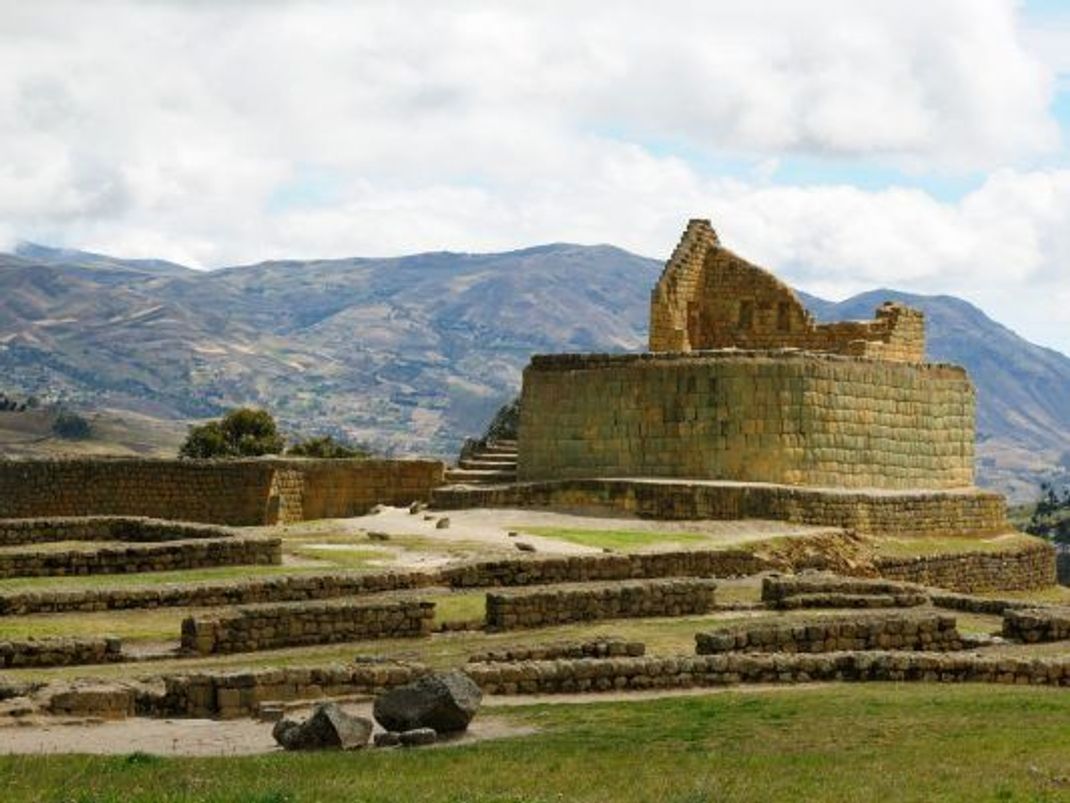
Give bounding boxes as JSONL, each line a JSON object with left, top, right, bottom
{"left": 181, "top": 599, "right": 435, "bottom": 654}
{"left": 0, "top": 458, "right": 445, "bottom": 526}
{"left": 518, "top": 352, "right": 974, "bottom": 489}
{"left": 761, "top": 575, "right": 929, "bottom": 609}
{"left": 484, "top": 579, "right": 718, "bottom": 631}
{"left": 874, "top": 542, "right": 1056, "bottom": 593}
{"left": 695, "top": 613, "right": 962, "bottom": 654}
{"left": 0, "top": 536, "right": 281, "bottom": 579}
{"left": 648, "top": 219, "right": 925, "bottom": 363}
{"left": 433, "top": 478, "right": 1007, "bottom": 537}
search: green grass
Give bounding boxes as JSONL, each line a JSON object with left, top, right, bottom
{"left": 520, "top": 527, "right": 711, "bottom": 551}
{"left": 2, "top": 685, "right": 1070, "bottom": 801}
{"left": 866, "top": 532, "right": 1041, "bottom": 558}
{"left": 432, "top": 591, "right": 486, "bottom": 625}
{"left": 286, "top": 546, "right": 393, "bottom": 569}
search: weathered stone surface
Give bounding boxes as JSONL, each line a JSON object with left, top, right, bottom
{"left": 373, "top": 671, "right": 482, "bottom": 733}
{"left": 272, "top": 702, "right": 372, "bottom": 751}
{"left": 399, "top": 727, "right": 437, "bottom": 746}
{"left": 374, "top": 731, "right": 401, "bottom": 747}
{"left": 0, "top": 458, "right": 444, "bottom": 525}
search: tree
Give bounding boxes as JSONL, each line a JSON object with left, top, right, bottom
{"left": 1026, "top": 482, "right": 1070, "bottom": 545}
{"left": 287, "top": 435, "right": 370, "bottom": 459}
{"left": 483, "top": 397, "right": 520, "bottom": 442}
{"left": 179, "top": 407, "right": 284, "bottom": 458}
{"left": 52, "top": 410, "right": 92, "bottom": 440}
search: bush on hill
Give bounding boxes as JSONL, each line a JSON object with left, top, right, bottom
{"left": 287, "top": 435, "right": 370, "bottom": 459}
{"left": 51, "top": 410, "right": 92, "bottom": 440}
{"left": 1025, "top": 482, "right": 1070, "bottom": 544}
{"left": 179, "top": 407, "right": 284, "bottom": 458}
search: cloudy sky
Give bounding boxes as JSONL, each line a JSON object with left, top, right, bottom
{"left": 3, "top": 0, "right": 1070, "bottom": 351}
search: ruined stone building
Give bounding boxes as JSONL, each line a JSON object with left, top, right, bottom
{"left": 517, "top": 219, "right": 975, "bottom": 490}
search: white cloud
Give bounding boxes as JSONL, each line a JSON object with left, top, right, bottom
{"left": 0, "top": 0, "right": 1068, "bottom": 350}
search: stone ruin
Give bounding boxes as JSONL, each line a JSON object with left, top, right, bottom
{"left": 516, "top": 219, "right": 979, "bottom": 495}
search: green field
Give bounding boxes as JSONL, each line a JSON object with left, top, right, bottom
{"left": 3, "top": 685, "right": 1070, "bottom": 802}
{"left": 519, "top": 527, "right": 711, "bottom": 550}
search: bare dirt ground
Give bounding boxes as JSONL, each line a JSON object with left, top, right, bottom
{"left": 0, "top": 700, "right": 535, "bottom": 757}
{"left": 281, "top": 505, "right": 842, "bottom": 561}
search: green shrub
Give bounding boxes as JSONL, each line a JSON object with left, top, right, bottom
{"left": 52, "top": 410, "right": 92, "bottom": 440}
{"left": 287, "top": 435, "right": 369, "bottom": 459}
{"left": 179, "top": 408, "right": 284, "bottom": 459}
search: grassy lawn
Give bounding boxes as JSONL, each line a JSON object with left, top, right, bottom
{"left": 0, "top": 565, "right": 361, "bottom": 594}
{"left": 1, "top": 685, "right": 1069, "bottom": 801}
{"left": 520, "top": 526, "right": 711, "bottom": 550}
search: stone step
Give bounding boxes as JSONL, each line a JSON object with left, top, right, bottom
{"left": 459, "top": 456, "right": 517, "bottom": 469}
{"left": 482, "top": 442, "right": 517, "bottom": 454}
{"left": 444, "top": 468, "right": 518, "bottom": 484}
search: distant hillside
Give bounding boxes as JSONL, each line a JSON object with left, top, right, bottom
{"left": 1, "top": 242, "right": 1067, "bottom": 500}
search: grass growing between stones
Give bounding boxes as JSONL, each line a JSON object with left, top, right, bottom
{"left": 520, "top": 527, "right": 711, "bottom": 550}
{"left": 2, "top": 685, "right": 1070, "bottom": 802}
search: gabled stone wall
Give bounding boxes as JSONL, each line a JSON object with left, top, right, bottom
{"left": 649, "top": 219, "right": 925, "bottom": 362}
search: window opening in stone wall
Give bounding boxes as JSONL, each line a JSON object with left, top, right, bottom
{"left": 738, "top": 300, "right": 754, "bottom": 330}
{"left": 777, "top": 302, "right": 791, "bottom": 332}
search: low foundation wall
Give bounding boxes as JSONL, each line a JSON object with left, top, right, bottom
{"left": 444, "top": 551, "right": 768, "bottom": 589}
{"left": 762, "top": 575, "right": 929, "bottom": 610}
{"left": 1002, "top": 608, "right": 1070, "bottom": 643}
{"left": 432, "top": 478, "right": 1007, "bottom": 536}
{"left": 0, "top": 536, "right": 281, "bottom": 579}
{"left": 1, "top": 636, "right": 122, "bottom": 668}
{"left": 0, "top": 516, "right": 235, "bottom": 547}
{"left": 0, "top": 570, "right": 435, "bottom": 616}
{"left": 0, "top": 458, "right": 445, "bottom": 526}
{"left": 181, "top": 599, "right": 435, "bottom": 654}
{"left": 485, "top": 579, "right": 718, "bottom": 631}
{"left": 695, "top": 613, "right": 962, "bottom": 654}
{"left": 465, "top": 652, "right": 1070, "bottom": 695}
{"left": 874, "top": 542, "right": 1056, "bottom": 593}
{"left": 468, "top": 638, "right": 646, "bottom": 664}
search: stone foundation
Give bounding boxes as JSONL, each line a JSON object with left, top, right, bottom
{"left": 0, "top": 536, "right": 281, "bottom": 579}
{"left": 695, "top": 613, "right": 962, "bottom": 654}
{"left": 0, "top": 516, "right": 235, "bottom": 546}
{"left": 484, "top": 579, "right": 718, "bottom": 631}
{"left": 1002, "top": 608, "right": 1070, "bottom": 643}
{"left": 465, "top": 651, "right": 1070, "bottom": 695}
{"left": 181, "top": 599, "right": 435, "bottom": 654}
{"left": 0, "top": 636, "right": 122, "bottom": 668}
{"left": 432, "top": 478, "right": 1008, "bottom": 537}
{"left": 762, "top": 575, "right": 929, "bottom": 610}
{"left": 0, "top": 458, "right": 445, "bottom": 525}
{"left": 874, "top": 542, "right": 1056, "bottom": 593}
{"left": 443, "top": 550, "right": 766, "bottom": 589}
{"left": 468, "top": 638, "right": 646, "bottom": 664}
{"left": 0, "top": 570, "right": 436, "bottom": 616}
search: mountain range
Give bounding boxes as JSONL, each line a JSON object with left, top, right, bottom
{"left": 1, "top": 241, "right": 1068, "bottom": 501}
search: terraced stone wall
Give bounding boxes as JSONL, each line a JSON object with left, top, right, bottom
{"left": 0, "top": 516, "right": 234, "bottom": 547}
{"left": 0, "top": 536, "right": 281, "bottom": 579}
{"left": 0, "top": 458, "right": 445, "bottom": 525}
{"left": 695, "top": 613, "right": 962, "bottom": 654}
{"left": 433, "top": 478, "right": 1008, "bottom": 537}
{"left": 181, "top": 599, "right": 435, "bottom": 654}
{"left": 484, "top": 579, "right": 718, "bottom": 631}
{"left": 874, "top": 542, "right": 1055, "bottom": 593}
{"left": 0, "top": 636, "right": 122, "bottom": 668}
{"left": 519, "top": 352, "right": 974, "bottom": 490}
{"left": 1002, "top": 608, "right": 1070, "bottom": 643}
{"left": 465, "top": 651, "right": 1070, "bottom": 695}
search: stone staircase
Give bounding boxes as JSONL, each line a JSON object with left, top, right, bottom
{"left": 444, "top": 439, "right": 517, "bottom": 485}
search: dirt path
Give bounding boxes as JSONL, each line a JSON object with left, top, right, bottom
{"left": 285, "top": 506, "right": 841, "bottom": 564}
{"left": 0, "top": 700, "right": 534, "bottom": 757}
